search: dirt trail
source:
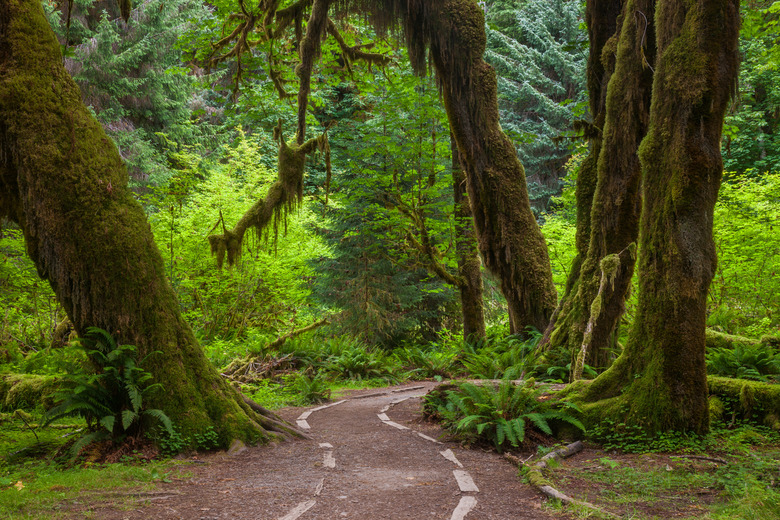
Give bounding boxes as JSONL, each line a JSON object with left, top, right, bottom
{"left": 89, "top": 383, "right": 556, "bottom": 519}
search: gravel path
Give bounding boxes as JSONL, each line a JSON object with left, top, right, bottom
{"left": 87, "top": 383, "right": 556, "bottom": 520}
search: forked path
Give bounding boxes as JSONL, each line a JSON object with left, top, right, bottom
{"left": 92, "top": 383, "right": 556, "bottom": 520}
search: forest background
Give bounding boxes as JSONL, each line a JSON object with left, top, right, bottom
{"left": 1, "top": 0, "right": 775, "bottom": 365}
{"left": 0, "top": 0, "right": 778, "bottom": 517}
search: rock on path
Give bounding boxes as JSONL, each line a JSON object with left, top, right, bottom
{"left": 85, "top": 382, "right": 556, "bottom": 520}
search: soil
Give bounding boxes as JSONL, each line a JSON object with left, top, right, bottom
{"left": 65, "top": 382, "right": 561, "bottom": 519}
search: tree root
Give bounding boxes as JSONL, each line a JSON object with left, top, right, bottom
{"left": 242, "top": 396, "right": 311, "bottom": 440}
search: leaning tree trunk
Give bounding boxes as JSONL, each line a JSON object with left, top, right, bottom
{"left": 549, "top": 0, "right": 657, "bottom": 375}
{"left": 404, "top": 0, "right": 557, "bottom": 335}
{"left": 574, "top": 0, "right": 740, "bottom": 433}
{"left": 451, "top": 137, "right": 486, "bottom": 343}
{"left": 539, "top": 0, "right": 622, "bottom": 351}
{"left": 0, "top": 0, "right": 295, "bottom": 445}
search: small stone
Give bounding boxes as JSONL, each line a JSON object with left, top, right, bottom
{"left": 227, "top": 439, "right": 247, "bottom": 455}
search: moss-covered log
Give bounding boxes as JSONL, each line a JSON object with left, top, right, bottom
{"left": 0, "top": 0, "right": 297, "bottom": 446}
{"left": 708, "top": 376, "right": 780, "bottom": 430}
{"left": 570, "top": 0, "right": 740, "bottom": 434}
{"left": 546, "top": 0, "right": 656, "bottom": 373}
{"left": 0, "top": 374, "right": 59, "bottom": 411}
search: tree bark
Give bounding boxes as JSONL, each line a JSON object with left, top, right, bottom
{"left": 451, "top": 137, "right": 485, "bottom": 343}
{"left": 0, "top": 0, "right": 285, "bottom": 445}
{"left": 575, "top": 0, "right": 740, "bottom": 433}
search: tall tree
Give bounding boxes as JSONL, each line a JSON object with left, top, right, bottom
{"left": 0, "top": 0, "right": 297, "bottom": 444}
{"left": 573, "top": 0, "right": 740, "bottom": 433}
{"left": 484, "top": 0, "right": 588, "bottom": 211}
{"left": 543, "top": 0, "right": 656, "bottom": 373}
{"left": 539, "top": 0, "right": 621, "bottom": 351}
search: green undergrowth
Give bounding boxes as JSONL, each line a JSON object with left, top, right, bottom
{"left": 0, "top": 409, "right": 184, "bottom": 519}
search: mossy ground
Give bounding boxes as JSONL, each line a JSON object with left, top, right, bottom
{"left": 544, "top": 424, "right": 780, "bottom": 519}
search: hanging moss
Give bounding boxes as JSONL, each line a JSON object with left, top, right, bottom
{"left": 208, "top": 120, "right": 328, "bottom": 267}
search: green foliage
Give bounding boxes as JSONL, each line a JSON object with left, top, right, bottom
{"left": 424, "top": 380, "right": 584, "bottom": 452}
{"left": 540, "top": 150, "right": 583, "bottom": 296}
{"left": 722, "top": 1, "right": 780, "bottom": 174}
{"left": 484, "top": 0, "right": 588, "bottom": 211}
{"left": 43, "top": 328, "right": 173, "bottom": 456}
{"left": 44, "top": 0, "right": 217, "bottom": 185}
{"left": 289, "top": 374, "right": 331, "bottom": 405}
{"left": 707, "top": 342, "right": 780, "bottom": 382}
{"left": 711, "top": 172, "right": 780, "bottom": 336}
{"left": 147, "top": 131, "right": 327, "bottom": 341}
{"left": 326, "top": 346, "right": 398, "bottom": 382}
{"left": 588, "top": 417, "right": 710, "bottom": 453}
{"left": 394, "top": 346, "right": 458, "bottom": 380}
{"left": 310, "top": 62, "right": 462, "bottom": 346}
{"left": 0, "top": 224, "right": 61, "bottom": 353}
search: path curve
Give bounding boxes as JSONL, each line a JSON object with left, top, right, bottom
{"left": 90, "top": 383, "right": 556, "bottom": 520}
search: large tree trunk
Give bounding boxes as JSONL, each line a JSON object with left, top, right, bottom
{"left": 573, "top": 0, "right": 740, "bottom": 433}
{"left": 0, "top": 0, "right": 292, "bottom": 445}
{"left": 539, "top": 0, "right": 622, "bottom": 352}
{"left": 547, "top": 0, "right": 657, "bottom": 375}
{"left": 451, "top": 138, "right": 485, "bottom": 343}
{"left": 407, "top": 0, "right": 558, "bottom": 335}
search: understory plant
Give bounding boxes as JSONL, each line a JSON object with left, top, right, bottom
{"left": 44, "top": 328, "right": 173, "bottom": 456}
{"left": 706, "top": 342, "right": 780, "bottom": 382}
{"left": 424, "top": 378, "right": 585, "bottom": 452}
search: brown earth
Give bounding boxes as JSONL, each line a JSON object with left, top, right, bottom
{"left": 66, "top": 382, "right": 562, "bottom": 519}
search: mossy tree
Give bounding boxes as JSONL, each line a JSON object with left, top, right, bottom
{"left": 542, "top": 0, "right": 656, "bottom": 374}
{"left": 539, "top": 0, "right": 621, "bottom": 347}
{"left": 211, "top": 0, "right": 557, "bottom": 335}
{"left": 571, "top": 0, "right": 740, "bottom": 433}
{"left": 0, "top": 0, "right": 300, "bottom": 446}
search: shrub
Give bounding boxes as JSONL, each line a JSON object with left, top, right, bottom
{"left": 44, "top": 328, "right": 173, "bottom": 457}
{"left": 424, "top": 379, "right": 584, "bottom": 452}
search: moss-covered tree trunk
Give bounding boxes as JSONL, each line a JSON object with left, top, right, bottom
{"left": 408, "top": 0, "right": 557, "bottom": 335}
{"left": 544, "top": 0, "right": 656, "bottom": 373}
{"left": 0, "top": 0, "right": 292, "bottom": 446}
{"left": 573, "top": 0, "right": 740, "bottom": 433}
{"left": 451, "top": 138, "right": 485, "bottom": 343}
{"left": 539, "top": 0, "right": 622, "bottom": 350}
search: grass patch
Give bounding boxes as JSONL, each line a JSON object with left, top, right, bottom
{"left": 0, "top": 411, "right": 182, "bottom": 519}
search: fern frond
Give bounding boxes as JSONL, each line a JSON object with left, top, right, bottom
{"left": 524, "top": 412, "right": 553, "bottom": 435}
{"left": 144, "top": 409, "right": 174, "bottom": 434}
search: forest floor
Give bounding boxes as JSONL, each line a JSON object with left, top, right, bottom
{"left": 45, "top": 381, "right": 772, "bottom": 520}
